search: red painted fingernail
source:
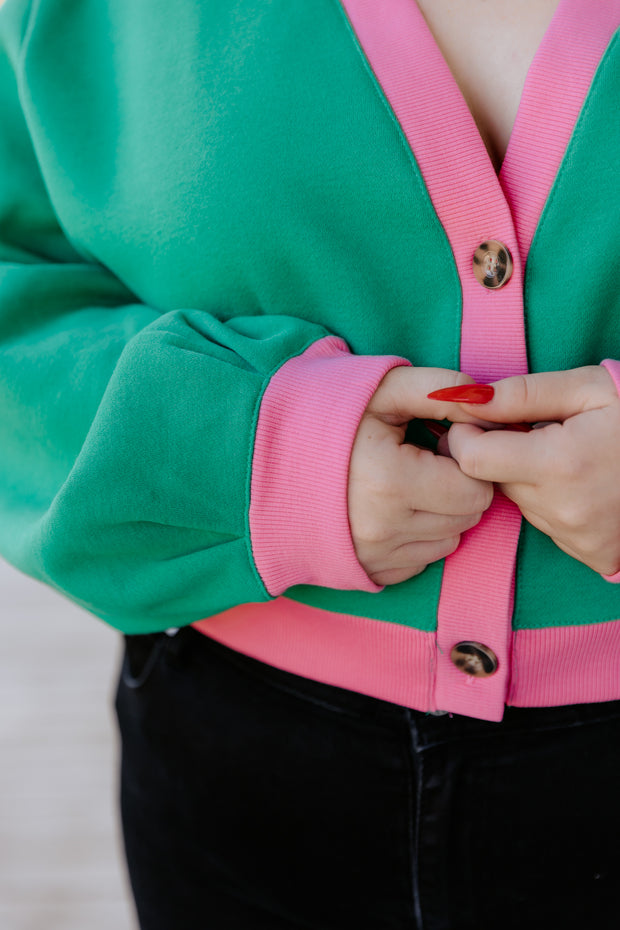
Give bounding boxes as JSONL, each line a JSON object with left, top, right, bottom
{"left": 506, "top": 422, "right": 532, "bottom": 433}
{"left": 427, "top": 384, "right": 495, "bottom": 404}
{"left": 422, "top": 419, "right": 449, "bottom": 439}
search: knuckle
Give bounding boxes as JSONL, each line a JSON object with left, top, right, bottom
{"left": 354, "top": 519, "right": 390, "bottom": 546}
{"left": 363, "top": 468, "right": 397, "bottom": 500}
{"left": 550, "top": 449, "right": 582, "bottom": 484}
{"left": 514, "top": 373, "right": 541, "bottom": 409}
{"left": 368, "top": 570, "right": 390, "bottom": 586}
{"left": 461, "top": 511, "right": 484, "bottom": 532}
{"left": 372, "top": 564, "right": 426, "bottom": 586}
{"left": 600, "top": 553, "right": 620, "bottom": 576}
{"left": 555, "top": 496, "right": 589, "bottom": 531}
{"left": 440, "top": 535, "right": 461, "bottom": 558}
{"left": 475, "top": 482, "right": 495, "bottom": 511}
{"left": 407, "top": 564, "right": 427, "bottom": 579}
{"left": 578, "top": 537, "right": 599, "bottom": 559}
{"left": 457, "top": 447, "right": 483, "bottom": 480}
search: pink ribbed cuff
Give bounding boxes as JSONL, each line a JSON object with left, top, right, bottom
{"left": 249, "top": 337, "right": 410, "bottom": 595}
{"left": 600, "top": 359, "right": 620, "bottom": 582}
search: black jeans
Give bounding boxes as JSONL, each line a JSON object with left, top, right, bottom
{"left": 116, "top": 626, "right": 620, "bottom": 930}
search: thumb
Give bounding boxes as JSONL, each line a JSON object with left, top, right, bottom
{"left": 437, "top": 366, "right": 618, "bottom": 425}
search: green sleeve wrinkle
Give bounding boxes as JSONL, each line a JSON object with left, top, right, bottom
{"left": 0, "top": 16, "right": 331, "bottom": 633}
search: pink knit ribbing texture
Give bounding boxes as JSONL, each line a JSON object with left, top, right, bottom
{"left": 341, "top": 0, "right": 619, "bottom": 718}
{"left": 249, "top": 336, "right": 409, "bottom": 595}
{"left": 195, "top": 599, "right": 436, "bottom": 710}
{"left": 193, "top": 603, "right": 620, "bottom": 712}
{"left": 509, "top": 621, "right": 620, "bottom": 706}
{"left": 501, "top": 0, "right": 620, "bottom": 259}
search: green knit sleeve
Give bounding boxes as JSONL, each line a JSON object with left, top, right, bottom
{"left": 0, "top": 13, "right": 334, "bottom": 632}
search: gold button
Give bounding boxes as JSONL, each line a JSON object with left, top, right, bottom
{"left": 473, "top": 240, "right": 513, "bottom": 289}
{"left": 450, "top": 642, "right": 498, "bottom": 678}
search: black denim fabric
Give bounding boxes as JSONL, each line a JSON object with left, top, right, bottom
{"left": 116, "top": 626, "right": 620, "bottom": 930}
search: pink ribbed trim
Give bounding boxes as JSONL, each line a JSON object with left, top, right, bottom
{"left": 194, "top": 600, "right": 436, "bottom": 711}
{"left": 509, "top": 621, "right": 620, "bottom": 707}
{"left": 193, "top": 605, "right": 620, "bottom": 717}
{"left": 340, "top": 0, "right": 527, "bottom": 383}
{"left": 601, "top": 358, "right": 620, "bottom": 400}
{"left": 600, "top": 359, "right": 620, "bottom": 582}
{"left": 501, "top": 0, "right": 620, "bottom": 259}
{"left": 340, "top": 0, "right": 619, "bottom": 719}
{"left": 434, "top": 495, "right": 521, "bottom": 721}
{"left": 341, "top": 0, "right": 527, "bottom": 719}
{"left": 249, "top": 336, "right": 409, "bottom": 595}
{"left": 601, "top": 359, "right": 620, "bottom": 384}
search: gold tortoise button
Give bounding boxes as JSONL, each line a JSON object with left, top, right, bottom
{"left": 472, "top": 240, "right": 513, "bottom": 289}
{"left": 450, "top": 641, "right": 498, "bottom": 678}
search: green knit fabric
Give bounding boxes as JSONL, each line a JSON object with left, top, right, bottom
{"left": 513, "top": 32, "right": 620, "bottom": 629}
{"left": 0, "top": 0, "right": 617, "bottom": 633}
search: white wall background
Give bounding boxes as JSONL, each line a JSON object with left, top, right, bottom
{"left": 0, "top": 558, "right": 137, "bottom": 930}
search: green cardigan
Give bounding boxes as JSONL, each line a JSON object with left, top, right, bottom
{"left": 0, "top": 0, "right": 618, "bottom": 719}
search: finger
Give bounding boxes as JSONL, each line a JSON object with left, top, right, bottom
{"left": 456, "top": 366, "right": 617, "bottom": 425}
{"left": 401, "top": 509, "right": 484, "bottom": 541}
{"left": 494, "top": 496, "right": 609, "bottom": 574}
{"left": 399, "top": 444, "right": 494, "bottom": 514}
{"left": 370, "top": 367, "right": 493, "bottom": 425}
{"left": 447, "top": 422, "right": 559, "bottom": 484}
{"left": 369, "top": 535, "right": 462, "bottom": 586}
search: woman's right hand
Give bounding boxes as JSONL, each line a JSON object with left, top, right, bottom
{"left": 348, "top": 367, "right": 494, "bottom": 586}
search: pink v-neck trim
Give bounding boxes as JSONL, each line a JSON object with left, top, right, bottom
{"left": 501, "top": 0, "right": 620, "bottom": 258}
{"left": 339, "top": 0, "right": 619, "bottom": 718}
{"left": 340, "top": 0, "right": 620, "bottom": 368}
{"left": 340, "top": 0, "right": 528, "bottom": 383}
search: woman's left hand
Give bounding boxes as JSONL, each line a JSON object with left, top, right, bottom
{"left": 443, "top": 366, "right": 620, "bottom": 576}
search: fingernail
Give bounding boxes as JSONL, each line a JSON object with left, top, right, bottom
{"left": 427, "top": 384, "right": 495, "bottom": 404}
{"left": 421, "top": 419, "right": 449, "bottom": 439}
{"left": 506, "top": 422, "right": 532, "bottom": 433}
{"left": 422, "top": 420, "right": 449, "bottom": 439}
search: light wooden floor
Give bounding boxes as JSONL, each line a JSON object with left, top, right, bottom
{"left": 0, "top": 558, "right": 137, "bottom": 930}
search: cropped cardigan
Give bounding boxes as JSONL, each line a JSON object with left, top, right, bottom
{"left": 0, "top": 0, "right": 619, "bottom": 720}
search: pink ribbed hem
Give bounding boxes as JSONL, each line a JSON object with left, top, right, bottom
{"left": 600, "top": 359, "right": 620, "bottom": 581}
{"left": 194, "top": 600, "right": 435, "bottom": 711}
{"left": 509, "top": 622, "right": 620, "bottom": 707}
{"left": 192, "top": 603, "right": 620, "bottom": 720}
{"left": 249, "top": 336, "right": 410, "bottom": 595}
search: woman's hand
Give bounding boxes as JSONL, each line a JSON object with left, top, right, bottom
{"left": 444, "top": 366, "right": 620, "bottom": 576}
{"left": 348, "top": 367, "right": 494, "bottom": 586}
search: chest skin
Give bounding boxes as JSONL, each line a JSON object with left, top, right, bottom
{"left": 415, "top": 0, "right": 560, "bottom": 169}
